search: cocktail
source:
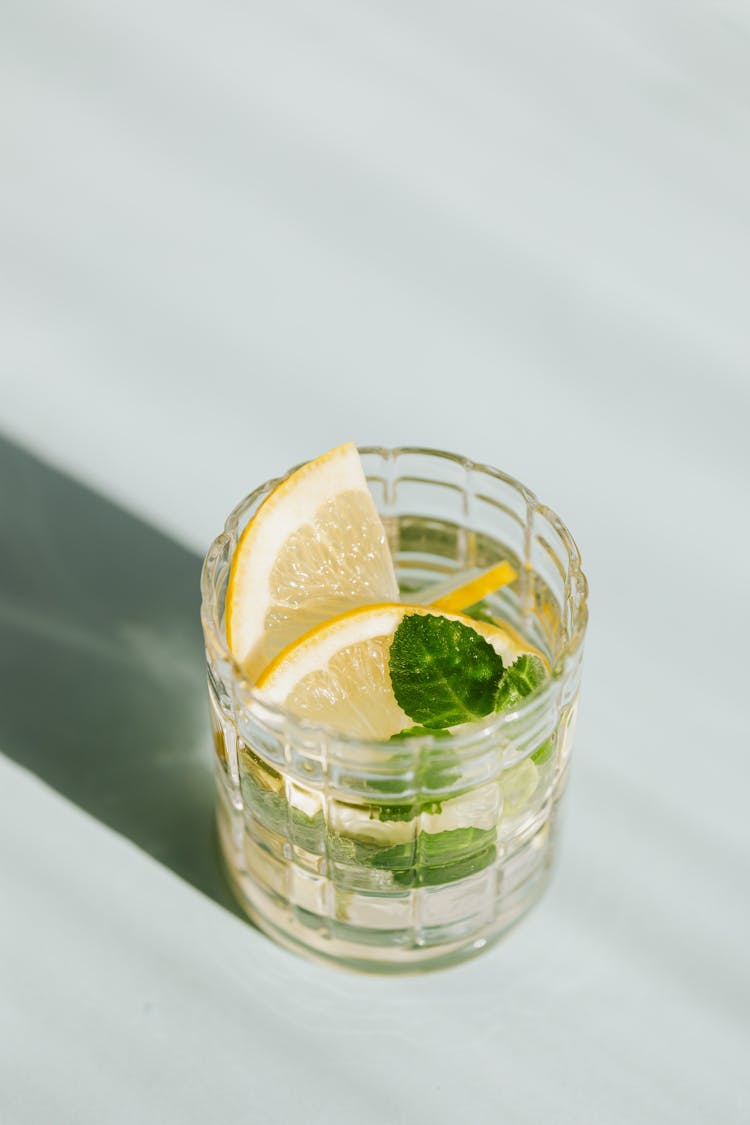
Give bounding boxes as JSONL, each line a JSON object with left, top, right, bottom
{"left": 201, "top": 444, "right": 587, "bottom": 971}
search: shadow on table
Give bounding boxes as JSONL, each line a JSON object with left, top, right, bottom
{"left": 0, "top": 434, "right": 240, "bottom": 914}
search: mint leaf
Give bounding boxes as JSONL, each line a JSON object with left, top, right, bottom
{"left": 371, "top": 827, "right": 497, "bottom": 887}
{"left": 239, "top": 749, "right": 325, "bottom": 852}
{"left": 494, "top": 653, "right": 547, "bottom": 712}
{"left": 389, "top": 725, "right": 452, "bottom": 742}
{"left": 370, "top": 802, "right": 427, "bottom": 823}
{"left": 368, "top": 728, "right": 457, "bottom": 821}
{"left": 327, "top": 825, "right": 497, "bottom": 886}
{"left": 531, "top": 738, "right": 554, "bottom": 765}
{"left": 389, "top": 613, "right": 505, "bottom": 728}
{"left": 463, "top": 600, "right": 499, "bottom": 627}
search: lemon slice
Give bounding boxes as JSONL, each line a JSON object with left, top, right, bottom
{"left": 226, "top": 443, "right": 398, "bottom": 679}
{"left": 425, "top": 561, "right": 517, "bottom": 613}
{"left": 256, "top": 603, "right": 526, "bottom": 739}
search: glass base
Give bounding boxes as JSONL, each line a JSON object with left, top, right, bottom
{"left": 217, "top": 787, "right": 561, "bottom": 974}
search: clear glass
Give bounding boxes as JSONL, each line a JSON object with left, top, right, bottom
{"left": 201, "top": 447, "right": 588, "bottom": 972}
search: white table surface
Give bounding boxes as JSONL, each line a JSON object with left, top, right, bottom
{"left": 1, "top": 2, "right": 749, "bottom": 1121}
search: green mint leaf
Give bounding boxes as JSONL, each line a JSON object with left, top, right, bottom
{"left": 370, "top": 802, "right": 426, "bottom": 822}
{"left": 371, "top": 827, "right": 497, "bottom": 887}
{"left": 389, "top": 726, "right": 451, "bottom": 741}
{"left": 239, "top": 748, "right": 325, "bottom": 852}
{"left": 389, "top": 613, "right": 505, "bottom": 728}
{"left": 463, "top": 600, "right": 499, "bottom": 627}
{"left": 494, "top": 653, "right": 547, "bottom": 712}
{"left": 531, "top": 738, "right": 554, "bottom": 765}
{"left": 369, "top": 728, "right": 456, "bottom": 821}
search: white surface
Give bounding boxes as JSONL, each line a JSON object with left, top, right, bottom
{"left": 2, "top": 755, "right": 747, "bottom": 1125}
{"left": 2, "top": 1, "right": 750, "bottom": 1121}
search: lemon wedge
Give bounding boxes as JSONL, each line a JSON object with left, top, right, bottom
{"left": 226, "top": 443, "right": 398, "bottom": 679}
{"left": 426, "top": 561, "right": 517, "bottom": 613}
{"left": 256, "top": 603, "right": 526, "bottom": 738}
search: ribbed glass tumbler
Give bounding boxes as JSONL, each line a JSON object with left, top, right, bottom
{"left": 201, "top": 447, "right": 588, "bottom": 972}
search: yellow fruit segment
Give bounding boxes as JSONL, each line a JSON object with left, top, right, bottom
{"left": 428, "top": 561, "right": 517, "bottom": 613}
{"left": 226, "top": 443, "right": 399, "bottom": 681}
{"left": 256, "top": 603, "right": 527, "bottom": 739}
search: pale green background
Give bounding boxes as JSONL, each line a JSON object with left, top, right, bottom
{"left": 1, "top": 1, "right": 749, "bottom": 1121}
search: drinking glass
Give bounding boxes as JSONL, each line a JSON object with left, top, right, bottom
{"left": 201, "top": 447, "right": 588, "bottom": 972}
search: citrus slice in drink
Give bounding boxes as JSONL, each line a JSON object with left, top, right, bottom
{"left": 256, "top": 603, "right": 526, "bottom": 739}
{"left": 226, "top": 442, "right": 399, "bottom": 679}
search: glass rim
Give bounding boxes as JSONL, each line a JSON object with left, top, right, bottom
{"left": 200, "top": 444, "right": 589, "bottom": 759}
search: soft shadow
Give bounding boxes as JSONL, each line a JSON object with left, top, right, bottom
{"left": 0, "top": 434, "right": 239, "bottom": 913}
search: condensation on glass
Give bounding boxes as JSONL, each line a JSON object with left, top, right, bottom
{"left": 201, "top": 448, "right": 588, "bottom": 972}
